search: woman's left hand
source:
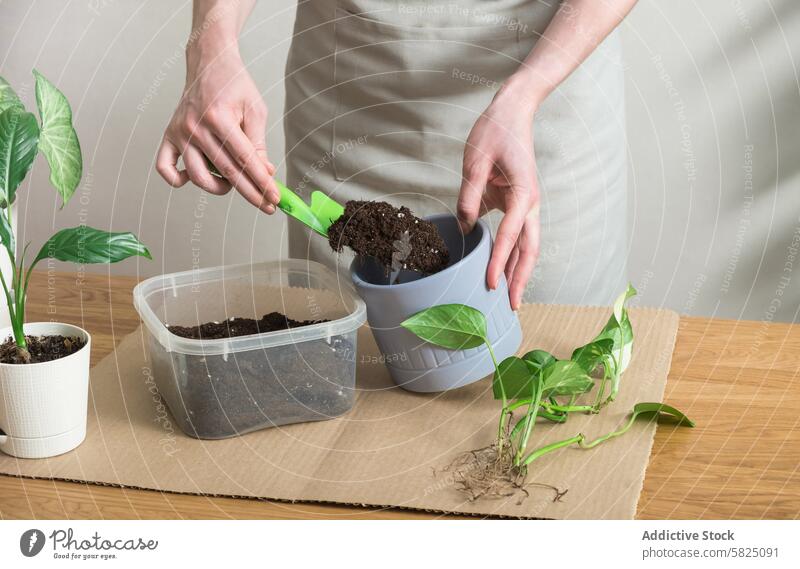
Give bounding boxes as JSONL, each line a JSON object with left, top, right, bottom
{"left": 457, "top": 83, "right": 540, "bottom": 310}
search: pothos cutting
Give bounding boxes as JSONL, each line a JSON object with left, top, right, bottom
{"left": 401, "top": 285, "right": 694, "bottom": 502}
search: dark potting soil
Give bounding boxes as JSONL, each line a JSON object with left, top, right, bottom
{"left": 167, "top": 312, "right": 327, "bottom": 339}
{"left": 327, "top": 200, "right": 450, "bottom": 274}
{"left": 0, "top": 334, "right": 86, "bottom": 364}
{"left": 152, "top": 312, "right": 354, "bottom": 439}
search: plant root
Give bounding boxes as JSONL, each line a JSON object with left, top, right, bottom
{"left": 439, "top": 436, "right": 566, "bottom": 505}
{"left": 16, "top": 346, "right": 31, "bottom": 364}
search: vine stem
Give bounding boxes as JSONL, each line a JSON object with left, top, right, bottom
{"left": 507, "top": 398, "right": 532, "bottom": 412}
{"left": 507, "top": 399, "right": 568, "bottom": 423}
{"left": 522, "top": 434, "right": 585, "bottom": 467}
{"left": 520, "top": 407, "right": 643, "bottom": 467}
{"left": 580, "top": 410, "right": 638, "bottom": 449}
{"left": 593, "top": 362, "right": 609, "bottom": 409}
{"left": 485, "top": 341, "right": 508, "bottom": 450}
{"left": 514, "top": 381, "right": 543, "bottom": 466}
{"left": 608, "top": 342, "right": 626, "bottom": 402}
{"left": 541, "top": 402, "right": 594, "bottom": 414}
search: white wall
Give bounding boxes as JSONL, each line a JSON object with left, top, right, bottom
{"left": 623, "top": 0, "right": 800, "bottom": 323}
{"left": 1, "top": 1, "right": 798, "bottom": 323}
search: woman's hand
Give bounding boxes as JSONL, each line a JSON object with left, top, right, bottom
{"left": 457, "top": 0, "right": 638, "bottom": 308}
{"left": 457, "top": 82, "right": 540, "bottom": 310}
{"left": 156, "top": 43, "right": 279, "bottom": 214}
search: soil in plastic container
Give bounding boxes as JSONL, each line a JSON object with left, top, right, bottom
{"left": 157, "top": 312, "right": 355, "bottom": 439}
{"left": 167, "top": 312, "right": 326, "bottom": 339}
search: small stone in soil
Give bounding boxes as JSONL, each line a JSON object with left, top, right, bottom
{"left": 0, "top": 335, "right": 86, "bottom": 364}
{"left": 167, "top": 312, "right": 327, "bottom": 339}
{"left": 327, "top": 200, "right": 450, "bottom": 274}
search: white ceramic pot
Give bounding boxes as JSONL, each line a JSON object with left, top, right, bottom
{"left": 0, "top": 322, "right": 91, "bottom": 459}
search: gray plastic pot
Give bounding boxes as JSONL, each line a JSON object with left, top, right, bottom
{"left": 350, "top": 214, "right": 522, "bottom": 392}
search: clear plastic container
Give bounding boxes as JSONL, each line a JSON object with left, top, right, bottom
{"left": 132, "top": 260, "right": 365, "bottom": 439}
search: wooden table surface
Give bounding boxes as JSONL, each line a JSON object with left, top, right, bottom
{"left": 1, "top": 271, "right": 798, "bottom": 520}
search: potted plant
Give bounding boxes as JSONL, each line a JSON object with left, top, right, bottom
{"left": 0, "top": 71, "right": 150, "bottom": 458}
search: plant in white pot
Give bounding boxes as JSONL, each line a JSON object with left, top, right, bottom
{"left": 0, "top": 71, "right": 150, "bottom": 458}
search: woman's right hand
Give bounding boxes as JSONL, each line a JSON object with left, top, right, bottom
{"left": 156, "top": 44, "right": 280, "bottom": 214}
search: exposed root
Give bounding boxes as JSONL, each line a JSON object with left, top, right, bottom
{"left": 438, "top": 433, "right": 566, "bottom": 505}
{"left": 16, "top": 346, "right": 31, "bottom": 364}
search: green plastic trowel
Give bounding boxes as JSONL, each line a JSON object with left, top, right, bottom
{"left": 273, "top": 180, "right": 345, "bottom": 237}
{"left": 206, "top": 160, "right": 344, "bottom": 236}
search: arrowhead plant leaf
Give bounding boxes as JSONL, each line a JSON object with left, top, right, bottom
{"left": 32, "top": 226, "right": 151, "bottom": 267}
{"left": 0, "top": 206, "right": 14, "bottom": 260}
{"left": 0, "top": 73, "right": 152, "bottom": 354}
{"left": 33, "top": 69, "right": 82, "bottom": 207}
{"left": 0, "top": 107, "right": 39, "bottom": 211}
{"left": 0, "top": 77, "right": 24, "bottom": 115}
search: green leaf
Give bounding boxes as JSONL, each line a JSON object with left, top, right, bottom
{"left": 541, "top": 360, "right": 594, "bottom": 397}
{"left": 493, "top": 356, "right": 536, "bottom": 400}
{"left": 401, "top": 303, "right": 487, "bottom": 350}
{"left": 522, "top": 349, "right": 556, "bottom": 373}
{"left": 614, "top": 283, "right": 637, "bottom": 321}
{"left": 0, "top": 107, "right": 39, "bottom": 210}
{"left": 33, "top": 69, "right": 82, "bottom": 206}
{"left": 0, "top": 77, "right": 24, "bottom": 115}
{"left": 629, "top": 402, "right": 695, "bottom": 428}
{"left": 580, "top": 401, "right": 694, "bottom": 449}
{"left": 595, "top": 284, "right": 637, "bottom": 373}
{"left": 0, "top": 208, "right": 14, "bottom": 259}
{"left": 32, "top": 226, "right": 151, "bottom": 268}
{"left": 571, "top": 338, "right": 614, "bottom": 374}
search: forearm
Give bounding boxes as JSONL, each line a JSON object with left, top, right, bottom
{"left": 186, "top": 0, "right": 256, "bottom": 76}
{"left": 502, "top": 0, "right": 637, "bottom": 111}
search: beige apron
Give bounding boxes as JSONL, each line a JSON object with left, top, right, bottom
{"left": 284, "top": 0, "right": 627, "bottom": 305}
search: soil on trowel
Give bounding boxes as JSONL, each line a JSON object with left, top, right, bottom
{"left": 0, "top": 334, "right": 86, "bottom": 364}
{"left": 167, "top": 312, "right": 327, "bottom": 339}
{"left": 327, "top": 200, "right": 450, "bottom": 274}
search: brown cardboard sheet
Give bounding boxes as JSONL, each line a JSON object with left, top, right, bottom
{"left": 0, "top": 303, "right": 679, "bottom": 519}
